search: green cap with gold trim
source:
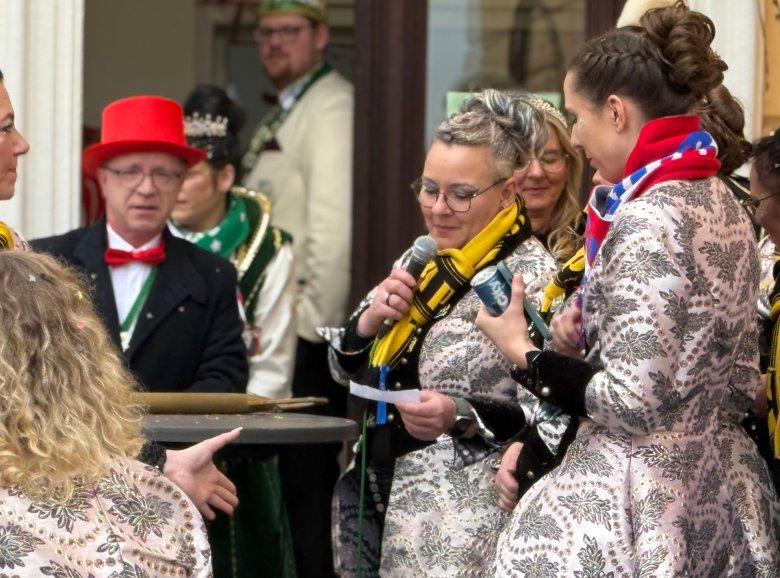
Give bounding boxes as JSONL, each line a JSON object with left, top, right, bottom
{"left": 257, "top": 0, "right": 327, "bottom": 23}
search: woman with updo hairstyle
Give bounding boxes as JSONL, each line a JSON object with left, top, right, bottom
{"left": 0, "top": 251, "right": 211, "bottom": 576}
{"left": 170, "top": 84, "right": 297, "bottom": 578}
{"left": 477, "top": 2, "right": 780, "bottom": 575}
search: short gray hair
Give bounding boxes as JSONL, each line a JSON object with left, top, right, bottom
{"left": 434, "top": 89, "right": 547, "bottom": 178}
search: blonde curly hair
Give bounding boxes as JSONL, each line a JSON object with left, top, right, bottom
{"left": 537, "top": 112, "right": 585, "bottom": 263}
{"left": 0, "top": 251, "right": 145, "bottom": 501}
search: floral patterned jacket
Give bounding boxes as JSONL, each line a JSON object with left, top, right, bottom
{"left": 493, "top": 177, "right": 780, "bottom": 577}
{"left": 0, "top": 458, "right": 211, "bottom": 577}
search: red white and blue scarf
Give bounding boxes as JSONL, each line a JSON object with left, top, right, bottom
{"left": 584, "top": 116, "right": 721, "bottom": 275}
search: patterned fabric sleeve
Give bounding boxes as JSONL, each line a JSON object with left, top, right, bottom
{"left": 0, "top": 458, "right": 212, "bottom": 576}
{"left": 582, "top": 184, "right": 758, "bottom": 433}
{"left": 319, "top": 291, "right": 374, "bottom": 384}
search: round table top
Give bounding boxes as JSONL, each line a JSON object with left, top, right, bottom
{"left": 143, "top": 412, "right": 359, "bottom": 445}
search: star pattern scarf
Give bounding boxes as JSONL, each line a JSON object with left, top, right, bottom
{"left": 172, "top": 196, "right": 249, "bottom": 259}
{"left": 540, "top": 116, "right": 722, "bottom": 318}
{"left": 584, "top": 125, "right": 719, "bottom": 275}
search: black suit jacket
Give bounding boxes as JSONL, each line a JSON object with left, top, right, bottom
{"left": 32, "top": 220, "right": 248, "bottom": 393}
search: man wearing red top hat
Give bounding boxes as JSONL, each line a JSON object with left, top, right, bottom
{"left": 33, "top": 95, "right": 248, "bottom": 394}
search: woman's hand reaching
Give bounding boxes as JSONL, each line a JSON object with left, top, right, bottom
{"left": 476, "top": 274, "right": 536, "bottom": 367}
{"left": 549, "top": 301, "right": 584, "bottom": 357}
{"left": 495, "top": 441, "right": 523, "bottom": 512}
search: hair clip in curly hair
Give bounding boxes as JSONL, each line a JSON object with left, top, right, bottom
{"left": 28, "top": 274, "right": 36, "bottom": 283}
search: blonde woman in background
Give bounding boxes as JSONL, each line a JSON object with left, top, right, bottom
{"left": 516, "top": 96, "right": 584, "bottom": 264}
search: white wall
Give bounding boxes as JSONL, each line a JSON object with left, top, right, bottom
{"left": 0, "top": 0, "right": 84, "bottom": 239}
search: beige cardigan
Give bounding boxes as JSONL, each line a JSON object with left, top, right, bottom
{"left": 244, "top": 70, "right": 354, "bottom": 342}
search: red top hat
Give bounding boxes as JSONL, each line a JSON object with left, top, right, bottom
{"left": 82, "top": 96, "right": 206, "bottom": 177}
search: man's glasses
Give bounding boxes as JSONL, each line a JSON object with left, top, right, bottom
{"left": 253, "top": 24, "right": 309, "bottom": 44}
{"left": 411, "top": 177, "right": 507, "bottom": 213}
{"left": 102, "top": 166, "right": 184, "bottom": 193}
{"left": 741, "top": 192, "right": 780, "bottom": 218}
{"left": 518, "top": 151, "right": 569, "bottom": 175}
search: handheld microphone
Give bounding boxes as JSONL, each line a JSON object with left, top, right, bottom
{"left": 376, "top": 235, "right": 438, "bottom": 339}
{"left": 403, "top": 235, "right": 439, "bottom": 279}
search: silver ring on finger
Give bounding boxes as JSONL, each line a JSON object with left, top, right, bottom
{"left": 384, "top": 291, "right": 393, "bottom": 306}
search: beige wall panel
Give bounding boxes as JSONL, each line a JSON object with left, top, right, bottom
{"left": 83, "top": 0, "right": 196, "bottom": 127}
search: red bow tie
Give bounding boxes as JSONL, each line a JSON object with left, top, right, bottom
{"left": 105, "top": 245, "right": 166, "bottom": 267}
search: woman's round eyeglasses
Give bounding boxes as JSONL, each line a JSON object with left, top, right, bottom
{"left": 517, "top": 152, "right": 569, "bottom": 175}
{"left": 411, "top": 177, "right": 507, "bottom": 213}
{"left": 740, "top": 191, "right": 780, "bottom": 217}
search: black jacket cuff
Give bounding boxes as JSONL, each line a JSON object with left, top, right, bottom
{"left": 512, "top": 415, "right": 578, "bottom": 498}
{"left": 511, "top": 350, "right": 597, "bottom": 417}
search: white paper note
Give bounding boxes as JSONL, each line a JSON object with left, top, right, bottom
{"left": 349, "top": 381, "right": 421, "bottom": 405}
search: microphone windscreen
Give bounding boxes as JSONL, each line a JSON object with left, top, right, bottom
{"left": 411, "top": 235, "right": 438, "bottom": 263}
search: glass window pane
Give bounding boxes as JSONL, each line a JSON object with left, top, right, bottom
{"left": 426, "top": 0, "right": 585, "bottom": 142}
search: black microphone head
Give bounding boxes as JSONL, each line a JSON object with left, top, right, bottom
{"left": 411, "top": 235, "right": 438, "bottom": 263}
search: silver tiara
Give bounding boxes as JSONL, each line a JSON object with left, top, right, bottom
{"left": 185, "top": 112, "right": 228, "bottom": 138}
{"left": 528, "top": 96, "right": 568, "bottom": 129}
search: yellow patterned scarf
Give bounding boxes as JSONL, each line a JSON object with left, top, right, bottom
{"left": 768, "top": 256, "right": 780, "bottom": 460}
{"left": 539, "top": 245, "right": 586, "bottom": 315}
{"left": 0, "top": 222, "right": 15, "bottom": 250}
{"left": 369, "top": 198, "right": 531, "bottom": 370}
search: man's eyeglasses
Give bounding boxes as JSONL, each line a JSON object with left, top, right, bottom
{"left": 411, "top": 177, "right": 507, "bottom": 213}
{"left": 740, "top": 191, "right": 780, "bottom": 218}
{"left": 102, "top": 166, "right": 184, "bottom": 193}
{"left": 253, "top": 24, "right": 309, "bottom": 44}
{"left": 518, "top": 151, "right": 569, "bottom": 175}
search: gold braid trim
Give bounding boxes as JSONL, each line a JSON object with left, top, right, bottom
{"left": 243, "top": 228, "right": 284, "bottom": 311}
{"left": 232, "top": 186, "right": 272, "bottom": 281}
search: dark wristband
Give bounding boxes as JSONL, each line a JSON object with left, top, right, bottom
{"left": 138, "top": 441, "right": 168, "bottom": 471}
